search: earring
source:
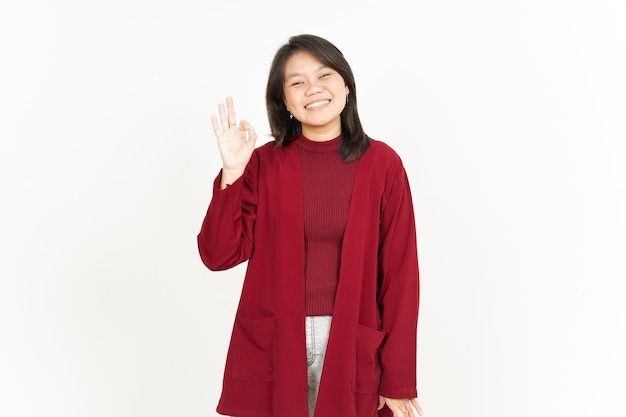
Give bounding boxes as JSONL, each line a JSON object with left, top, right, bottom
{"left": 289, "top": 113, "right": 293, "bottom": 120}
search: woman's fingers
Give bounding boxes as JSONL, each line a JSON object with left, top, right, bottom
{"left": 218, "top": 102, "right": 228, "bottom": 132}
{"left": 379, "top": 397, "right": 423, "bottom": 417}
{"left": 410, "top": 398, "right": 424, "bottom": 416}
{"left": 210, "top": 114, "right": 221, "bottom": 136}
{"left": 391, "top": 402, "right": 407, "bottom": 417}
{"left": 214, "top": 97, "right": 240, "bottom": 135}
{"left": 226, "top": 96, "right": 236, "bottom": 128}
{"left": 239, "top": 120, "right": 254, "bottom": 135}
{"left": 245, "top": 124, "right": 257, "bottom": 148}
{"left": 380, "top": 397, "right": 404, "bottom": 417}
{"left": 211, "top": 98, "right": 255, "bottom": 172}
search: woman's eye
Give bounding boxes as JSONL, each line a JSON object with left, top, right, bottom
{"left": 320, "top": 73, "right": 331, "bottom": 79}
{"left": 290, "top": 81, "right": 303, "bottom": 86}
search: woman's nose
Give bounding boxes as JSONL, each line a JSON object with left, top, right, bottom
{"left": 305, "top": 81, "right": 323, "bottom": 95}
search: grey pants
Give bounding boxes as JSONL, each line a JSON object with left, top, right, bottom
{"left": 305, "top": 315, "right": 332, "bottom": 417}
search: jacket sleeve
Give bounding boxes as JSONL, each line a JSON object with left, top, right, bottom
{"left": 197, "top": 151, "right": 259, "bottom": 271}
{"left": 377, "top": 157, "right": 420, "bottom": 399}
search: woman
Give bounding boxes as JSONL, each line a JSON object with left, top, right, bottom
{"left": 198, "top": 34, "right": 422, "bottom": 417}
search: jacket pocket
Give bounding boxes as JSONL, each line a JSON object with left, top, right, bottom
{"left": 231, "top": 315, "right": 276, "bottom": 381}
{"left": 352, "top": 324, "right": 386, "bottom": 393}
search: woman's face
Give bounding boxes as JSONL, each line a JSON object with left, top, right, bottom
{"left": 283, "top": 50, "right": 349, "bottom": 141}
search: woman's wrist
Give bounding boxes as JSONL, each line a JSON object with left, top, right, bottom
{"left": 220, "top": 167, "right": 245, "bottom": 190}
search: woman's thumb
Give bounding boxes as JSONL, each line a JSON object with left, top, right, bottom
{"left": 377, "top": 395, "right": 385, "bottom": 410}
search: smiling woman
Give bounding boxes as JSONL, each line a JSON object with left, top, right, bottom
{"left": 282, "top": 51, "right": 350, "bottom": 140}
{"left": 198, "top": 34, "right": 422, "bottom": 417}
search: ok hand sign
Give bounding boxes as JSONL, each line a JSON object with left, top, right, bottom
{"left": 210, "top": 97, "right": 257, "bottom": 189}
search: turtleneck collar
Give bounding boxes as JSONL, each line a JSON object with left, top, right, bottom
{"left": 294, "top": 133, "right": 342, "bottom": 154}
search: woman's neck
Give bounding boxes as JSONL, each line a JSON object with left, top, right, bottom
{"left": 301, "top": 125, "right": 342, "bottom": 142}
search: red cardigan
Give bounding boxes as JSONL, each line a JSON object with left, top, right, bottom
{"left": 198, "top": 138, "right": 420, "bottom": 417}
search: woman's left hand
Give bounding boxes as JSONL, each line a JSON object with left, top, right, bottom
{"left": 378, "top": 395, "right": 424, "bottom": 417}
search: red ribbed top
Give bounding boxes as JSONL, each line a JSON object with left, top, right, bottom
{"left": 295, "top": 133, "right": 359, "bottom": 315}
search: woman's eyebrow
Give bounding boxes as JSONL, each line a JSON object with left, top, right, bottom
{"left": 285, "top": 65, "right": 328, "bottom": 80}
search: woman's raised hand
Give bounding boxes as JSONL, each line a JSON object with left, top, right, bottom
{"left": 210, "top": 97, "right": 257, "bottom": 189}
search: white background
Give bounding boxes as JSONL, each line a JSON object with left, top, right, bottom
{"left": 1, "top": 1, "right": 625, "bottom": 416}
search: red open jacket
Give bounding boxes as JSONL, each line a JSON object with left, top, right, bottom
{"left": 198, "top": 138, "right": 419, "bottom": 417}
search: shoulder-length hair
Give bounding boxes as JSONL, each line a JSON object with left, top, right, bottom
{"left": 266, "top": 34, "right": 370, "bottom": 162}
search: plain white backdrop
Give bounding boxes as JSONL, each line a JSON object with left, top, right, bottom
{"left": 1, "top": 1, "right": 625, "bottom": 416}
